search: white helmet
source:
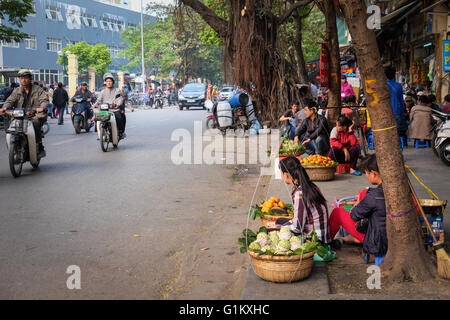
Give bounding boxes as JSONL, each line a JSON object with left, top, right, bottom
{"left": 103, "top": 73, "right": 115, "bottom": 83}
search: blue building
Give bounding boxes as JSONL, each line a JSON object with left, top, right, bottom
{"left": 0, "top": 0, "right": 152, "bottom": 86}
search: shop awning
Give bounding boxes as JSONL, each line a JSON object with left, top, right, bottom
{"left": 0, "top": 68, "right": 20, "bottom": 78}
{"left": 381, "top": 0, "right": 420, "bottom": 24}
{"left": 420, "top": 0, "right": 449, "bottom": 13}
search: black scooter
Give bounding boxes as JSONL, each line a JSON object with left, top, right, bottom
{"left": 71, "top": 95, "right": 94, "bottom": 134}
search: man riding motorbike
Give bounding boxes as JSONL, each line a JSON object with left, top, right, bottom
{"left": 71, "top": 82, "right": 93, "bottom": 119}
{"left": 94, "top": 73, "right": 126, "bottom": 139}
{"left": 0, "top": 69, "right": 49, "bottom": 157}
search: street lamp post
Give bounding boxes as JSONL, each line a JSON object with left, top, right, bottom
{"left": 140, "top": 0, "right": 146, "bottom": 94}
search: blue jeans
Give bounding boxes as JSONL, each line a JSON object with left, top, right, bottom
{"left": 65, "top": 103, "right": 69, "bottom": 114}
{"left": 302, "top": 135, "right": 329, "bottom": 156}
{"left": 48, "top": 103, "right": 53, "bottom": 117}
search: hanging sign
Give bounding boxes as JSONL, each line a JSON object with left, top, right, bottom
{"left": 444, "top": 40, "right": 450, "bottom": 72}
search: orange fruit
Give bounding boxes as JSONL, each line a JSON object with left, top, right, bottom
{"left": 278, "top": 201, "right": 285, "bottom": 208}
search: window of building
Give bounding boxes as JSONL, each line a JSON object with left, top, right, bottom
{"left": 108, "top": 46, "right": 121, "bottom": 58}
{"left": 25, "top": 35, "right": 37, "bottom": 50}
{"left": 100, "top": 17, "right": 113, "bottom": 31}
{"left": 82, "top": 14, "right": 98, "bottom": 28}
{"left": 47, "top": 37, "right": 62, "bottom": 52}
{"left": 45, "top": 4, "right": 63, "bottom": 21}
{"left": 66, "top": 40, "right": 77, "bottom": 46}
{"left": 100, "top": 16, "right": 126, "bottom": 32}
{"left": 2, "top": 40, "right": 20, "bottom": 48}
{"left": 128, "top": 23, "right": 137, "bottom": 29}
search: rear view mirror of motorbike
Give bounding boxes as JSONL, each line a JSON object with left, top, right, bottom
{"left": 100, "top": 104, "right": 109, "bottom": 110}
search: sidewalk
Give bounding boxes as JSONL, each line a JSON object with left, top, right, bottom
{"left": 242, "top": 147, "right": 450, "bottom": 300}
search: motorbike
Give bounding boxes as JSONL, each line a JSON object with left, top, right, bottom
{"left": 214, "top": 98, "right": 251, "bottom": 136}
{"left": 71, "top": 95, "right": 94, "bottom": 134}
{"left": 206, "top": 112, "right": 217, "bottom": 130}
{"left": 154, "top": 93, "right": 163, "bottom": 109}
{"left": 95, "top": 102, "right": 123, "bottom": 152}
{"left": 431, "top": 109, "right": 450, "bottom": 166}
{"left": 5, "top": 109, "right": 46, "bottom": 177}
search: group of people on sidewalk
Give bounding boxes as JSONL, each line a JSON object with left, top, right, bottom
{"left": 280, "top": 96, "right": 362, "bottom": 176}
{"left": 278, "top": 154, "right": 387, "bottom": 265}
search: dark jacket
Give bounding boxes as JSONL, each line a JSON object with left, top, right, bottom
{"left": 295, "top": 114, "right": 329, "bottom": 140}
{"left": 350, "top": 184, "right": 387, "bottom": 256}
{"left": 53, "top": 87, "right": 69, "bottom": 106}
{"left": 3, "top": 84, "right": 49, "bottom": 112}
{"left": 72, "top": 89, "right": 92, "bottom": 102}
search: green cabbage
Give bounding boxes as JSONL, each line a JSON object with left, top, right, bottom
{"left": 279, "top": 239, "right": 291, "bottom": 250}
{"left": 249, "top": 241, "right": 261, "bottom": 251}
{"left": 257, "top": 232, "right": 269, "bottom": 240}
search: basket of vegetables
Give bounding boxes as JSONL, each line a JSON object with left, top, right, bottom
{"left": 278, "top": 140, "right": 306, "bottom": 160}
{"left": 247, "top": 197, "right": 294, "bottom": 229}
{"left": 238, "top": 227, "right": 325, "bottom": 283}
{"left": 300, "top": 155, "right": 338, "bottom": 181}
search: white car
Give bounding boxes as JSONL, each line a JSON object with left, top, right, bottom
{"left": 219, "top": 86, "right": 234, "bottom": 100}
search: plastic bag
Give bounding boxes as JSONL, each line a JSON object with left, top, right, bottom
{"left": 313, "top": 245, "right": 336, "bottom": 262}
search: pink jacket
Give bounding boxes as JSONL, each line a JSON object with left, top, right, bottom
{"left": 341, "top": 82, "right": 355, "bottom": 99}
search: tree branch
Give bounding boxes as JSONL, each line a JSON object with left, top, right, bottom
{"left": 278, "top": 0, "right": 313, "bottom": 25}
{"left": 180, "top": 0, "right": 228, "bottom": 38}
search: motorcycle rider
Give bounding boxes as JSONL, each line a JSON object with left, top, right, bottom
{"left": 0, "top": 69, "right": 49, "bottom": 157}
{"left": 94, "top": 73, "right": 126, "bottom": 139}
{"left": 72, "top": 82, "right": 93, "bottom": 119}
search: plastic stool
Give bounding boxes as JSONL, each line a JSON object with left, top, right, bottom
{"left": 367, "top": 132, "right": 374, "bottom": 149}
{"left": 365, "top": 253, "right": 386, "bottom": 266}
{"left": 414, "top": 139, "right": 430, "bottom": 148}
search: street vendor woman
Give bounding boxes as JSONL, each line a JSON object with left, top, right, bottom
{"left": 328, "top": 154, "right": 387, "bottom": 264}
{"left": 278, "top": 156, "right": 331, "bottom": 244}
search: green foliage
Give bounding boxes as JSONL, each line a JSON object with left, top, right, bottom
{"left": 198, "top": 0, "right": 227, "bottom": 46}
{"left": 0, "top": 0, "right": 35, "bottom": 42}
{"left": 120, "top": 3, "right": 223, "bottom": 84}
{"left": 57, "top": 42, "right": 111, "bottom": 75}
{"left": 91, "top": 44, "right": 112, "bottom": 75}
{"left": 301, "top": 5, "right": 325, "bottom": 61}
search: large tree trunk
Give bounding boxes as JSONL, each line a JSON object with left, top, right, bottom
{"left": 339, "top": 0, "right": 434, "bottom": 283}
{"left": 181, "top": 0, "right": 312, "bottom": 125}
{"left": 318, "top": 0, "right": 341, "bottom": 125}
{"left": 293, "top": 9, "right": 313, "bottom": 101}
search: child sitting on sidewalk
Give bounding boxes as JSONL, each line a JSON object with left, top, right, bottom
{"left": 328, "top": 154, "right": 387, "bottom": 264}
{"left": 278, "top": 156, "right": 331, "bottom": 245}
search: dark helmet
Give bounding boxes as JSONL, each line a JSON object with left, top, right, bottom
{"left": 18, "top": 69, "right": 32, "bottom": 78}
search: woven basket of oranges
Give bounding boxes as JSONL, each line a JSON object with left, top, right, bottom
{"left": 300, "top": 155, "right": 338, "bottom": 181}
{"left": 259, "top": 197, "right": 293, "bottom": 228}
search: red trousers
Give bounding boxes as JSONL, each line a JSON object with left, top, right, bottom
{"left": 329, "top": 188, "right": 369, "bottom": 243}
{"left": 329, "top": 208, "right": 365, "bottom": 243}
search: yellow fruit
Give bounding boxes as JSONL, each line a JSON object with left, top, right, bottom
{"left": 278, "top": 201, "right": 285, "bottom": 209}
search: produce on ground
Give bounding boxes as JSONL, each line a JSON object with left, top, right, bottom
{"left": 238, "top": 227, "right": 326, "bottom": 257}
{"left": 247, "top": 196, "right": 293, "bottom": 219}
{"left": 301, "top": 154, "right": 338, "bottom": 167}
{"left": 279, "top": 139, "right": 306, "bottom": 156}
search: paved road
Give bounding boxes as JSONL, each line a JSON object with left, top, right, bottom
{"left": 0, "top": 106, "right": 250, "bottom": 299}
